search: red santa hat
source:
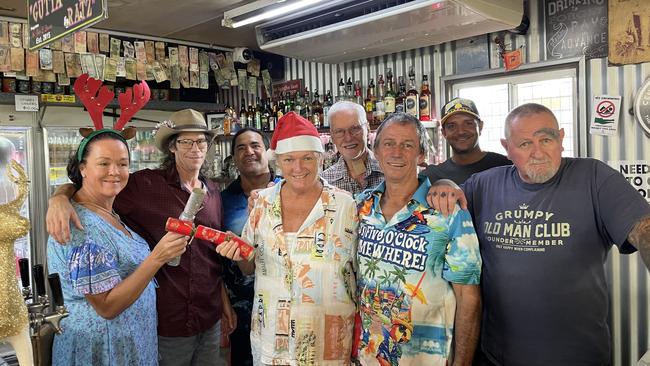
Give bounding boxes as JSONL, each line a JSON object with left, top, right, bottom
{"left": 267, "top": 112, "right": 324, "bottom": 159}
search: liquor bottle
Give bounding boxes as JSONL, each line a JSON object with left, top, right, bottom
{"left": 419, "top": 74, "right": 432, "bottom": 121}
{"left": 311, "top": 89, "right": 323, "bottom": 128}
{"left": 323, "top": 90, "right": 333, "bottom": 128}
{"left": 303, "top": 87, "right": 311, "bottom": 119}
{"left": 294, "top": 89, "right": 305, "bottom": 117}
{"left": 405, "top": 67, "right": 419, "bottom": 117}
{"left": 364, "top": 79, "right": 376, "bottom": 124}
{"left": 345, "top": 77, "right": 353, "bottom": 101}
{"left": 262, "top": 101, "right": 270, "bottom": 131}
{"left": 254, "top": 98, "right": 263, "bottom": 130}
{"left": 248, "top": 102, "right": 256, "bottom": 128}
{"left": 269, "top": 102, "right": 277, "bottom": 131}
{"left": 336, "top": 78, "right": 345, "bottom": 102}
{"left": 375, "top": 74, "right": 386, "bottom": 124}
{"left": 384, "top": 69, "right": 396, "bottom": 115}
{"left": 278, "top": 94, "right": 285, "bottom": 116}
{"left": 395, "top": 76, "right": 406, "bottom": 113}
{"left": 239, "top": 98, "right": 248, "bottom": 127}
{"left": 285, "top": 91, "right": 294, "bottom": 114}
{"left": 354, "top": 80, "right": 363, "bottom": 106}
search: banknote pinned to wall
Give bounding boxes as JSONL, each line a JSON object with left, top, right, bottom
{"left": 49, "top": 39, "right": 62, "bottom": 50}
{"left": 247, "top": 59, "right": 260, "bottom": 77}
{"left": 99, "top": 33, "right": 110, "bottom": 53}
{"left": 57, "top": 72, "right": 70, "bottom": 86}
{"left": 22, "top": 23, "right": 28, "bottom": 50}
{"left": 247, "top": 76, "right": 257, "bottom": 93}
{"left": 189, "top": 47, "right": 199, "bottom": 72}
{"left": 199, "top": 71, "right": 209, "bottom": 89}
{"left": 608, "top": 0, "right": 650, "bottom": 65}
{"left": 125, "top": 57, "right": 136, "bottom": 80}
{"left": 178, "top": 45, "right": 189, "bottom": 68}
{"left": 116, "top": 57, "right": 126, "bottom": 78}
{"left": 152, "top": 61, "right": 167, "bottom": 83}
{"left": 238, "top": 69, "right": 248, "bottom": 90}
{"left": 199, "top": 51, "right": 209, "bottom": 73}
{"left": 123, "top": 41, "right": 135, "bottom": 58}
{"left": 180, "top": 67, "right": 190, "bottom": 88}
{"left": 39, "top": 48, "right": 53, "bottom": 70}
{"left": 94, "top": 54, "right": 106, "bottom": 80}
{"left": 33, "top": 69, "right": 56, "bottom": 83}
{"left": 170, "top": 64, "right": 180, "bottom": 89}
{"left": 214, "top": 69, "right": 230, "bottom": 89}
{"left": 80, "top": 53, "right": 98, "bottom": 79}
{"left": 169, "top": 47, "right": 179, "bottom": 66}
{"left": 87, "top": 32, "right": 99, "bottom": 54}
{"left": 145, "top": 63, "right": 155, "bottom": 81}
{"left": 189, "top": 70, "right": 199, "bottom": 88}
{"left": 64, "top": 53, "right": 82, "bottom": 78}
{"left": 261, "top": 69, "right": 272, "bottom": 96}
{"left": 136, "top": 60, "right": 147, "bottom": 80}
{"left": 52, "top": 50, "right": 64, "bottom": 74}
{"left": 208, "top": 52, "right": 218, "bottom": 71}
{"left": 134, "top": 41, "right": 146, "bottom": 62}
{"left": 0, "top": 22, "right": 8, "bottom": 46}
{"left": 61, "top": 35, "right": 74, "bottom": 53}
{"left": 10, "top": 47, "right": 24, "bottom": 72}
{"left": 110, "top": 38, "right": 122, "bottom": 59}
{"left": 155, "top": 41, "right": 166, "bottom": 61}
{"left": 9, "top": 23, "right": 22, "bottom": 48}
{"left": 145, "top": 40, "right": 155, "bottom": 63}
{"left": 26, "top": 50, "right": 39, "bottom": 76}
{"left": 104, "top": 57, "right": 117, "bottom": 82}
{"left": 0, "top": 46, "right": 10, "bottom": 72}
{"left": 74, "top": 31, "right": 87, "bottom": 53}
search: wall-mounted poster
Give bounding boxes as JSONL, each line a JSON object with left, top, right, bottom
{"left": 609, "top": 0, "right": 650, "bottom": 65}
{"left": 544, "top": 0, "right": 608, "bottom": 60}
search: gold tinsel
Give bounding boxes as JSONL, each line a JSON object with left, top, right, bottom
{"left": 0, "top": 160, "right": 30, "bottom": 339}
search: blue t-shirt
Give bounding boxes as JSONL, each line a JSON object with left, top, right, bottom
{"left": 463, "top": 158, "right": 650, "bottom": 366}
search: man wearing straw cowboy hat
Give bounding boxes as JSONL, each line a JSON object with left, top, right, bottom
{"left": 47, "top": 108, "right": 236, "bottom": 366}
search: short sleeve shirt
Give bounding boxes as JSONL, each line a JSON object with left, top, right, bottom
{"left": 243, "top": 179, "right": 359, "bottom": 365}
{"left": 354, "top": 176, "right": 481, "bottom": 366}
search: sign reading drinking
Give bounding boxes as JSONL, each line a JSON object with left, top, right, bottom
{"left": 28, "top": 0, "right": 108, "bottom": 50}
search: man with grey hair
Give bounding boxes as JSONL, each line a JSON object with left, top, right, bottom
{"left": 354, "top": 112, "right": 481, "bottom": 366}
{"left": 322, "top": 101, "right": 383, "bottom": 195}
{"left": 429, "top": 103, "right": 650, "bottom": 366}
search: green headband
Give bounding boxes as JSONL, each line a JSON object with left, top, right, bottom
{"left": 76, "top": 129, "right": 129, "bottom": 161}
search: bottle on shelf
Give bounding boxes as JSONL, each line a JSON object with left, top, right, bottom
{"left": 336, "top": 78, "right": 345, "bottom": 102}
{"left": 419, "top": 74, "right": 432, "bottom": 122}
{"left": 354, "top": 80, "right": 363, "bottom": 106}
{"left": 255, "top": 98, "right": 263, "bottom": 130}
{"left": 262, "top": 101, "right": 270, "bottom": 131}
{"left": 248, "top": 102, "right": 256, "bottom": 128}
{"left": 323, "top": 90, "right": 333, "bottom": 128}
{"left": 384, "top": 69, "right": 396, "bottom": 116}
{"left": 311, "top": 89, "right": 323, "bottom": 128}
{"left": 269, "top": 102, "right": 277, "bottom": 131}
{"left": 395, "top": 76, "right": 406, "bottom": 113}
{"left": 364, "top": 78, "right": 376, "bottom": 124}
{"left": 239, "top": 98, "right": 248, "bottom": 127}
{"left": 294, "top": 89, "right": 305, "bottom": 117}
{"left": 303, "top": 87, "right": 311, "bottom": 119}
{"left": 345, "top": 77, "right": 353, "bottom": 101}
{"left": 405, "top": 67, "right": 419, "bottom": 117}
{"left": 375, "top": 74, "right": 386, "bottom": 124}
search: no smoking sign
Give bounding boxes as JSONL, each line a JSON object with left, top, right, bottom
{"left": 590, "top": 95, "right": 621, "bottom": 136}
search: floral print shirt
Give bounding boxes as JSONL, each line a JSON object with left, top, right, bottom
{"left": 243, "top": 179, "right": 358, "bottom": 366}
{"left": 354, "top": 176, "right": 481, "bottom": 366}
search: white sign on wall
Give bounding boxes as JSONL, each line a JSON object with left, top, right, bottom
{"left": 14, "top": 95, "right": 39, "bottom": 112}
{"left": 590, "top": 95, "right": 621, "bottom": 136}
{"left": 608, "top": 160, "right": 650, "bottom": 202}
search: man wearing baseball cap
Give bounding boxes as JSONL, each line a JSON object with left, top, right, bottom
{"left": 422, "top": 97, "right": 510, "bottom": 185}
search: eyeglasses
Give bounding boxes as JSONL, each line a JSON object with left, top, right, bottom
{"left": 331, "top": 124, "right": 365, "bottom": 139}
{"left": 176, "top": 138, "right": 210, "bottom": 150}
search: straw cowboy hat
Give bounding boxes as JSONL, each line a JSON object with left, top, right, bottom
{"left": 154, "top": 109, "right": 218, "bottom": 151}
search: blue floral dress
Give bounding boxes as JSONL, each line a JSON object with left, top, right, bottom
{"left": 47, "top": 203, "right": 158, "bottom": 366}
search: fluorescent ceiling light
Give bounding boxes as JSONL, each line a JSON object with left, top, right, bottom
{"left": 223, "top": 0, "right": 325, "bottom": 28}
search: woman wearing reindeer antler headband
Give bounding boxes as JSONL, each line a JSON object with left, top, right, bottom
{"left": 46, "top": 75, "right": 236, "bottom": 366}
{"left": 46, "top": 74, "right": 190, "bottom": 365}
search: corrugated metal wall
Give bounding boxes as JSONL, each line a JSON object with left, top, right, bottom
{"left": 281, "top": 0, "right": 650, "bottom": 364}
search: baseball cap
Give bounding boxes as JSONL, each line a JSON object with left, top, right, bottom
{"left": 440, "top": 97, "right": 481, "bottom": 125}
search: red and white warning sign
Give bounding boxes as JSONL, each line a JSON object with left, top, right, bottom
{"left": 590, "top": 95, "right": 621, "bottom": 136}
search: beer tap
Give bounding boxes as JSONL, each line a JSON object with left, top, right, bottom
{"left": 42, "top": 274, "right": 68, "bottom": 334}
{"left": 18, "top": 257, "right": 31, "bottom": 300}
{"left": 28, "top": 264, "right": 49, "bottom": 315}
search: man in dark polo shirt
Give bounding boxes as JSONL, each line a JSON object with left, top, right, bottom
{"left": 421, "top": 97, "right": 511, "bottom": 185}
{"left": 46, "top": 109, "right": 235, "bottom": 366}
{"left": 221, "top": 127, "right": 276, "bottom": 366}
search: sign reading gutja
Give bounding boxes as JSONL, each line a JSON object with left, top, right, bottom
{"left": 28, "top": 0, "right": 107, "bottom": 50}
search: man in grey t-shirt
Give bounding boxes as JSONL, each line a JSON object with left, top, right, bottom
{"left": 430, "top": 103, "right": 650, "bottom": 366}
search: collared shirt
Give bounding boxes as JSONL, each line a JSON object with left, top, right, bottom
{"left": 114, "top": 166, "right": 224, "bottom": 337}
{"left": 321, "top": 154, "right": 384, "bottom": 196}
{"left": 244, "top": 179, "right": 359, "bottom": 365}
{"left": 354, "top": 176, "right": 481, "bottom": 366}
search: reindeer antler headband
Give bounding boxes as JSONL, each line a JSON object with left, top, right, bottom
{"left": 74, "top": 73, "right": 151, "bottom": 161}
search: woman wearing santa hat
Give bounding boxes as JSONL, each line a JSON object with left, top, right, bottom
{"left": 217, "top": 112, "right": 358, "bottom": 365}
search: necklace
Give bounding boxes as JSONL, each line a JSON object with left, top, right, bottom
{"left": 77, "top": 201, "right": 132, "bottom": 237}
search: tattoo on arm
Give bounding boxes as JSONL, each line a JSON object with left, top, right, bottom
{"left": 628, "top": 215, "right": 650, "bottom": 271}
